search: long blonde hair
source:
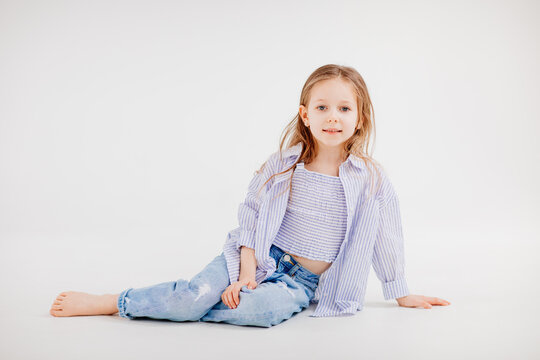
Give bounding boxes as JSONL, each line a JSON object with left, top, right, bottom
{"left": 257, "top": 64, "right": 383, "bottom": 198}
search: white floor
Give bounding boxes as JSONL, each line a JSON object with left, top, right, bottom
{"left": 1, "top": 225, "right": 539, "bottom": 360}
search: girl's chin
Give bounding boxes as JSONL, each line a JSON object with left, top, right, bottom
{"left": 313, "top": 139, "right": 347, "bottom": 147}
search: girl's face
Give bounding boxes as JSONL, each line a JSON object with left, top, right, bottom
{"left": 299, "top": 78, "right": 359, "bottom": 152}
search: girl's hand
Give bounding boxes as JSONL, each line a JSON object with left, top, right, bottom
{"left": 221, "top": 278, "right": 258, "bottom": 309}
{"left": 396, "top": 294, "right": 451, "bottom": 309}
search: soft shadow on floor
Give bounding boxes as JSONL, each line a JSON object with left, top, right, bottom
{"left": 361, "top": 301, "right": 396, "bottom": 309}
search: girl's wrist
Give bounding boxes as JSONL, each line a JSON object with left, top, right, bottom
{"left": 238, "top": 276, "right": 255, "bottom": 283}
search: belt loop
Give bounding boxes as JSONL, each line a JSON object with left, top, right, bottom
{"left": 288, "top": 264, "right": 300, "bottom": 277}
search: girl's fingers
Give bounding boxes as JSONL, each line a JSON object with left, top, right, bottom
{"left": 233, "top": 289, "right": 240, "bottom": 307}
{"left": 428, "top": 297, "right": 451, "bottom": 305}
{"left": 221, "top": 291, "right": 229, "bottom": 308}
{"left": 226, "top": 292, "right": 235, "bottom": 309}
{"left": 229, "top": 289, "right": 236, "bottom": 309}
{"left": 400, "top": 295, "right": 451, "bottom": 309}
{"left": 224, "top": 289, "right": 233, "bottom": 308}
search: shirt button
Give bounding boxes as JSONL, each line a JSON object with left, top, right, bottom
{"left": 283, "top": 254, "right": 291, "bottom": 262}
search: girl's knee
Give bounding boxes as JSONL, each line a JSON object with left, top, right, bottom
{"left": 200, "top": 289, "right": 305, "bottom": 327}
{"left": 166, "top": 282, "right": 222, "bottom": 321}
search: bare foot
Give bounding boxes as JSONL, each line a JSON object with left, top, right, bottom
{"left": 50, "top": 291, "right": 119, "bottom": 317}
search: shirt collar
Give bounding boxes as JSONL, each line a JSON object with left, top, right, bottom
{"left": 280, "top": 142, "right": 365, "bottom": 170}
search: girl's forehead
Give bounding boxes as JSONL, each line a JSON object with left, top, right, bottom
{"left": 309, "top": 79, "right": 357, "bottom": 103}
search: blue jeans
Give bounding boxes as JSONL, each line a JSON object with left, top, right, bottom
{"left": 117, "top": 244, "right": 321, "bottom": 328}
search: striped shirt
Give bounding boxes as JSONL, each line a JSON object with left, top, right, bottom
{"left": 222, "top": 142, "right": 410, "bottom": 317}
{"left": 272, "top": 161, "right": 347, "bottom": 262}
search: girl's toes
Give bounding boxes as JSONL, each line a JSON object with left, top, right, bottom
{"left": 52, "top": 304, "right": 63, "bottom": 310}
{"left": 50, "top": 309, "right": 63, "bottom": 316}
{"left": 53, "top": 301, "right": 62, "bottom": 305}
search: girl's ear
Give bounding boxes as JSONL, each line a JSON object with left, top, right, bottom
{"left": 299, "top": 105, "right": 307, "bottom": 121}
{"left": 299, "top": 106, "right": 310, "bottom": 127}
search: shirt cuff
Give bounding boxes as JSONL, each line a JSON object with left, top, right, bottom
{"left": 235, "top": 229, "right": 256, "bottom": 251}
{"left": 382, "top": 278, "right": 410, "bottom": 300}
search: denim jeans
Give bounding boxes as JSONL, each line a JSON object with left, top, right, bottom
{"left": 117, "top": 244, "right": 321, "bottom": 328}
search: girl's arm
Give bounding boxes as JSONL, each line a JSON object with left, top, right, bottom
{"left": 221, "top": 152, "right": 280, "bottom": 310}
{"left": 373, "top": 180, "right": 451, "bottom": 309}
{"left": 372, "top": 193, "right": 410, "bottom": 300}
{"left": 235, "top": 153, "right": 278, "bottom": 251}
{"left": 221, "top": 246, "right": 258, "bottom": 309}
{"left": 239, "top": 246, "right": 257, "bottom": 281}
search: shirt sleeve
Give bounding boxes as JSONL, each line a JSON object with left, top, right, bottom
{"left": 235, "top": 153, "right": 278, "bottom": 251}
{"left": 372, "top": 192, "right": 410, "bottom": 300}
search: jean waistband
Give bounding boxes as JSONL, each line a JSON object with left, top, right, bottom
{"left": 269, "top": 244, "right": 321, "bottom": 282}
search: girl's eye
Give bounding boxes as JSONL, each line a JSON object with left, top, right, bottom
{"left": 316, "top": 105, "right": 351, "bottom": 112}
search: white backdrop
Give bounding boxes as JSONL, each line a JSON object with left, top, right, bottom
{"left": 1, "top": 0, "right": 539, "bottom": 359}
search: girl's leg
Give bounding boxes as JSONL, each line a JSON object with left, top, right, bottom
{"left": 50, "top": 253, "right": 230, "bottom": 321}
{"left": 200, "top": 272, "right": 313, "bottom": 328}
{"left": 50, "top": 292, "right": 120, "bottom": 317}
{"left": 116, "top": 253, "right": 230, "bottom": 321}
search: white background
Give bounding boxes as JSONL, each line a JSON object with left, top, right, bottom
{"left": 1, "top": 0, "right": 539, "bottom": 359}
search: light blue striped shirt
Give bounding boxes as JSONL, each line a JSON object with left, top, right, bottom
{"left": 272, "top": 161, "right": 347, "bottom": 263}
{"left": 222, "top": 142, "right": 410, "bottom": 317}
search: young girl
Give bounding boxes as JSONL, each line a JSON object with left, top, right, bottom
{"left": 50, "top": 64, "right": 450, "bottom": 327}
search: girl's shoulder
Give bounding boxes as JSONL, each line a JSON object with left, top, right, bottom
{"left": 351, "top": 156, "right": 399, "bottom": 206}
{"left": 370, "top": 162, "right": 400, "bottom": 207}
{"left": 256, "top": 145, "right": 299, "bottom": 175}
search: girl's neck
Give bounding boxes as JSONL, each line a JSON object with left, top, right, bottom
{"left": 312, "top": 144, "right": 348, "bottom": 168}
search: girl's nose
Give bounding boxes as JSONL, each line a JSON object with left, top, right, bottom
{"left": 328, "top": 109, "right": 339, "bottom": 122}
